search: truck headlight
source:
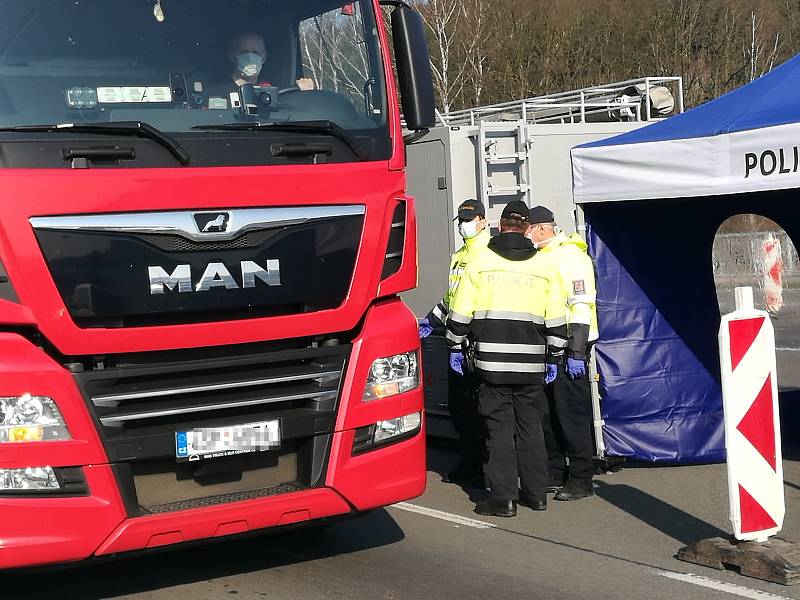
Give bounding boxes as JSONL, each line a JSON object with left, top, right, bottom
{"left": 0, "top": 466, "right": 60, "bottom": 491}
{"left": 0, "top": 394, "right": 71, "bottom": 442}
{"left": 363, "top": 351, "right": 419, "bottom": 401}
{"left": 374, "top": 412, "right": 422, "bottom": 442}
{"left": 352, "top": 411, "right": 422, "bottom": 454}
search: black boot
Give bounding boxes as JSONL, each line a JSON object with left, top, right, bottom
{"left": 546, "top": 476, "right": 564, "bottom": 494}
{"left": 518, "top": 493, "right": 547, "bottom": 511}
{"left": 474, "top": 499, "right": 517, "bottom": 517}
{"left": 554, "top": 479, "right": 594, "bottom": 501}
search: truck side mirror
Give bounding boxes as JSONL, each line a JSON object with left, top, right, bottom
{"left": 391, "top": 5, "right": 435, "bottom": 131}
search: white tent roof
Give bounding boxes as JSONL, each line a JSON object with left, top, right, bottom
{"left": 572, "top": 55, "right": 800, "bottom": 204}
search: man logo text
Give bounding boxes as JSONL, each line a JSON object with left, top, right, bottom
{"left": 148, "top": 260, "right": 281, "bottom": 294}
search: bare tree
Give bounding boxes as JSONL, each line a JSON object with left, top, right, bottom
{"left": 299, "top": 6, "right": 372, "bottom": 105}
{"left": 413, "top": 0, "right": 798, "bottom": 113}
{"left": 461, "top": 0, "right": 490, "bottom": 106}
{"left": 746, "top": 9, "right": 781, "bottom": 82}
{"left": 414, "top": 0, "right": 473, "bottom": 113}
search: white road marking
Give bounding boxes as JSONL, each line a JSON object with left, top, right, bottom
{"left": 392, "top": 503, "right": 793, "bottom": 598}
{"left": 656, "top": 571, "right": 793, "bottom": 600}
{"left": 391, "top": 502, "right": 495, "bottom": 529}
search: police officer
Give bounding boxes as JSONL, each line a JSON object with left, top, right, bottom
{"left": 528, "top": 205, "right": 599, "bottom": 501}
{"left": 419, "top": 199, "right": 490, "bottom": 484}
{"left": 446, "top": 201, "right": 568, "bottom": 517}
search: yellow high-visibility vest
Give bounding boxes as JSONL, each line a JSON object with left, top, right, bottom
{"left": 446, "top": 233, "right": 568, "bottom": 385}
{"left": 427, "top": 228, "right": 490, "bottom": 327}
{"left": 533, "top": 232, "right": 598, "bottom": 359}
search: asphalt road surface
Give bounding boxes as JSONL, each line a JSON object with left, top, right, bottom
{"left": 3, "top": 444, "right": 800, "bottom": 600}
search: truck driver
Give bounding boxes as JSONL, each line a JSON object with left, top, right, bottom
{"left": 229, "top": 32, "right": 315, "bottom": 91}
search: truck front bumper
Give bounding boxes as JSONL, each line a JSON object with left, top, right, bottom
{"left": 0, "top": 299, "right": 425, "bottom": 569}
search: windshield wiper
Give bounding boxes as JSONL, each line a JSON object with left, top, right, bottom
{"left": 0, "top": 121, "right": 190, "bottom": 165}
{"left": 192, "top": 120, "right": 366, "bottom": 161}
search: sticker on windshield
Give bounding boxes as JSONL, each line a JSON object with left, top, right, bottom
{"left": 230, "top": 92, "right": 241, "bottom": 108}
{"left": 121, "top": 87, "right": 147, "bottom": 102}
{"left": 208, "top": 97, "right": 228, "bottom": 110}
{"left": 97, "top": 86, "right": 172, "bottom": 103}
{"left": 97, "top": 87, "right": 124, "bottom": 103}
{"left": 145, "top": 87, "right": 172, "bottom": 102}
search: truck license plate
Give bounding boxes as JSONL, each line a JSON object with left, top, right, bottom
{"left": 175, "top": 420, "right": 280, "bottom": 462}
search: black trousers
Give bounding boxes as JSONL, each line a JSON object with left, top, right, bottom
{"left": 448, "top": 368, "right": 483, "bottom": 472}
{"left": 543, "top": 362, "right": 594, "bottom": 482}
{"left": 478, "top": 382, "right": 548, "bottom": 502}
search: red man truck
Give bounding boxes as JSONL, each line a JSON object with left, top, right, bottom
{"left": 0, "top": 0, "right": 435, "bottom": 569}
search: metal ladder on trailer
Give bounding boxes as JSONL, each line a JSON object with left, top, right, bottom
{"left": 476, "top": 120, "right": 532, "bottom": 206}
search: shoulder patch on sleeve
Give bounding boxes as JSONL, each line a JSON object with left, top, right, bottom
{"left": 572, "top": 279, "right": 585, "bottom": 295}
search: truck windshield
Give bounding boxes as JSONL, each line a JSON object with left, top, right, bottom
{"left": 0, "top": 0, "right": 390, "bottom": 164}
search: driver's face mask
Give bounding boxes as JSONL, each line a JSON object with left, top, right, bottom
{"left": 236, "top": 52, "right": 263, "bottom": 77}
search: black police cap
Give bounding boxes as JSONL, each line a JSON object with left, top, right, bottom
{"left": 529, "top": 205, "right": 555, "bottom": 224}
{"left": 501, "top": 200, "right": 530, "bottom": 222}
{"left": 456, "top": 199, "right": 486, "bottom": 221}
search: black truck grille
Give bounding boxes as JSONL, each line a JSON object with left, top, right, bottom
{"left": 137, "top": 230, "right": 277, "bottom": 252}
{"left": 33, "top": 207, "right": 365, "bottom": 328}
{"left": 72, "top": 343, "right": 350, "bottom": 462}
{"left": 71, "top": 342, "right": 350, "bottom": 515}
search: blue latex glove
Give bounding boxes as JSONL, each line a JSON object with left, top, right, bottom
{"left": 418, "top": 318, "right": 433, "bottom": 339}
{"left": 449, "top": 351, "right": 465, "bottom": 375}
{"left": 566, "top": 357, "right": 587, "bottom": 380}
{"left": 544, "top": 363, "right": 558, "bottom": 384}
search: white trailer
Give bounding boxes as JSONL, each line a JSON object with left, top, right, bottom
{"left": 404, "top": 77, "right": 684, "bottom": 449}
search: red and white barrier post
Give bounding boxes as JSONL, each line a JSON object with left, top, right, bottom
{"left": 678, "top": 286, "right": 798, "bottom": 584}
{"left": 718, "top": 286, "right": 784, "bottom": 542}
{"left": 761, "top": 234, "right": 784, "bottom": 314}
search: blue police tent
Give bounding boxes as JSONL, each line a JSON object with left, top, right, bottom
{"left": 571, "top": 54, "right": 800, "bottom": 463}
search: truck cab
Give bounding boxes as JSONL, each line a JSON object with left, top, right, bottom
{"left": 0, "top": 0, "right": 435, "bottom": 569}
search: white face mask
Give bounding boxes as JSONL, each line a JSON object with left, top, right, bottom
{"left": 528, "top": 224, "right": 560, "bottom": 248}
{"left": 459, "top": 220, "right": 481, "bottom": 239}
{"left": 236, "top": 52, "right": 263, "bottom": 77}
